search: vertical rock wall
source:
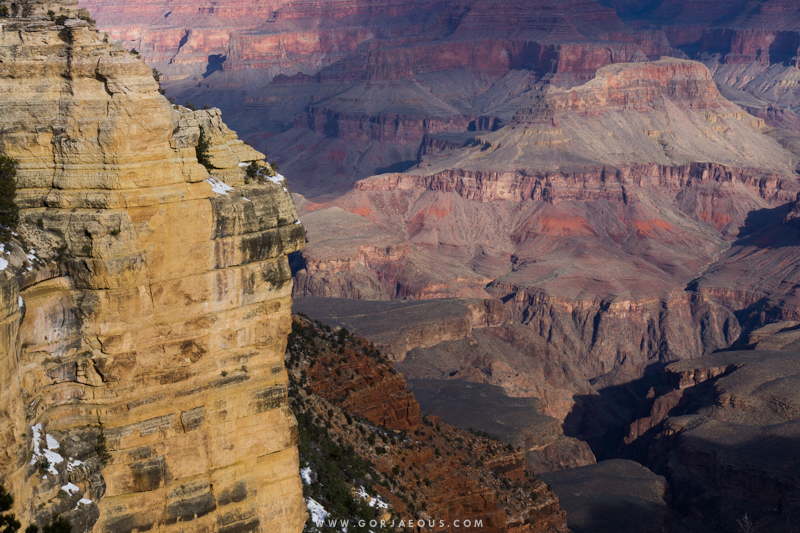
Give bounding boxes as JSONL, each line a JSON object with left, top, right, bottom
{"left": 0, "top": 4, "right": 306, "bottom": 532}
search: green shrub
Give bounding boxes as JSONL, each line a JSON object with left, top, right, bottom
{"left": 0, "top": 155, "right": 19, "bottom": 239}
{"left": 0, "top": 484, "right": 20, "bottom": 532}
{"left": 195, "top": 127, "right": 213, "bottom": 171}
{"left": 95, "top": 429, "right": 111, "bottom": 466}
{"left": 245, "top": 162, "right": 259, "bottom": 179}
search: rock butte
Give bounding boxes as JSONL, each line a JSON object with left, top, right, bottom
{"left": 0, "top": 0, "right": 306, "bottom": 531}
{"left": 293, "top": 59, "right": 798, "bottom": 381}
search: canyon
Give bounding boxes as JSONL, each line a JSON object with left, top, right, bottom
{"left": 12, "top": 0, "right": 800, "bottom": 531}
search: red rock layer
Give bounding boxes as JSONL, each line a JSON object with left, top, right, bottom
{"left": 287, "top": 315, "right": 569, "bottom": 532}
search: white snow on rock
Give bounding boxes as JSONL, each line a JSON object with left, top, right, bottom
{"left": 29, "top": 424, "right": 43, "bottom": 464}
{"left": 61, "top": 482, "right": 80, "bottom": 496}
{"left": 295, "top": 219, "right": 302, "bottom": 225}
{"left": 300, "top": 466, "right": 313, "bottom": 485}
{"left": 306, "top": 498, "right": 329, "bottom": 527}
{"left": 267, "top": 173, "right": 285, "bottom": 184}
{"left": 205, "top": 177, "right": 233, "bottom": 195}
{"left": 0, "top": 257, "right": 7, "bottom": 271}
{"left": 18, "top": 296, "right": 22, "bottom": 309}
{"left": 67, "top": 458, "right": 86, "bottom": 472}
{"left": 242, "top": 197, "right": 251, "bottom": 202}
{"left": 43, "top": 434, "right": 64, "bottom": 474}
{"left": 355, "top": 487, "right": 389, "bottom": 509}
{"left": 74, "top": 498, "right": 92, "bottom": 510}
{"left": 238, "top": 162, "right": 248, "bottom": 167}
{"left": 30, "top": 426, "right": 64, "bottom": 475}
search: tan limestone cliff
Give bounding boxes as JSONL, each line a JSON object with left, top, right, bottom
{"left": 0, "top": 5, "right": 306, "bottom": 532}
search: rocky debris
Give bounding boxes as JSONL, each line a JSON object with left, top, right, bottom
{"left": 540, "top": 459, "right": 671, "bottom": 533}
{"left": 0, "top": 2, "right": 306, "bottom": 531}
{"left": 286, "top": 315, "right": 569, "bottom": 532}
{"left": 289, "top": 318, "right": 421, "bottom": 430}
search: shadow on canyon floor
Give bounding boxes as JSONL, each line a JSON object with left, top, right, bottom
{"left": 562, "top": 362, "right": 669, "bottom": 460}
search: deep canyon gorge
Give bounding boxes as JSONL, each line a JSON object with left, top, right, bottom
{"left": 0, "top": 0, "right": 798, "bottom": 531}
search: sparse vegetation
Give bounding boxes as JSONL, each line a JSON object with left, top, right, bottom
{"left": 152, "top": 68, "right": 165, "bottom": 95}
{"left": 0, "top": 484, "right": 21, "bottom": 532}
{"left": 95, "top": 428, "right": 111, "bottom": 466}
{"left": 130, "top": 48, "right": 139, "bottom": 56}
{"left": 0, "top": 155, "right": 19, "bottom": 240}
{"left": 737, "top": 513, "right": 754, "bottom": 533}
{"left": 77, "top": 13, "right": 95, "bottom": 25}
{"left": 195, "top": 126, "right": 213, "bottom": 171}
{"left": 26, "top": 515, "right": 72, "bottom": 533}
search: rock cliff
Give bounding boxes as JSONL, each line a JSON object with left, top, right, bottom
{"left": 0, "top": 3, "right": 306, "bottom": 531}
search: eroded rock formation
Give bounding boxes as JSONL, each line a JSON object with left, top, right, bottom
{"left": 621, "top": 323, "right": 800, "bottom": 532}
{"left": 0, "top": 3, "right": 306, "bottom": 531}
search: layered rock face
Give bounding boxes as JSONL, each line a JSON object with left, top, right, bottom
{"left": 294, "top": 59, "right": 797, "bottom": 379}
{"left": 0, "top": 4, "right": 305, "bottom": 532}
{"left": 78, "top": 0, "right": 681, "bottom": 195}
{"left": 604, "top": 0, "right": 800, "bottom": 131}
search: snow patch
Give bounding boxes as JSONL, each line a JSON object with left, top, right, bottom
{"left": 266, "top": 173, "right": 285, "bottom": 184}
{"left": 295, "top": 219, "right": 302, "bottom": 225}
{"left": 238, "top": 162, "right": 248, "bottom": 167}
{"left": 306, "top": 498, "right": 329, "bottom": 527}
{"left": 29, "top": 424, "right": 42, "bottom": 464}
{"left": 242, "top": 197, "right": 251, "bottom": 202}
{"left": 74, "top": 498, "right": 92, "bottom": 510}
{"left": 0, "top": 257, "right": 7, "bottom": 271}
{"left": 61, "top": 482, "right": 80, "bottom": 496}
{"left": 18, "top": 296, "right": 22, "bottom": 309}
{"left": 30, "top": 426, "right": 63, "bottom": 475}
{"left": 67, "top": 458, "right": 86, "bottom": 472}
{"left": 355, "top": 487, "right": 389, "bottom": 509}
{"left": 205, "top": 177, "right": 233, "bottom": 195}
{"left": 300, "top": 466, "right": 312, "bottom": 485}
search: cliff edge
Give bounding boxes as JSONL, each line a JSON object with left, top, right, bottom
{"left": 0, "top": 1, "right": 306, "bottom": 531}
